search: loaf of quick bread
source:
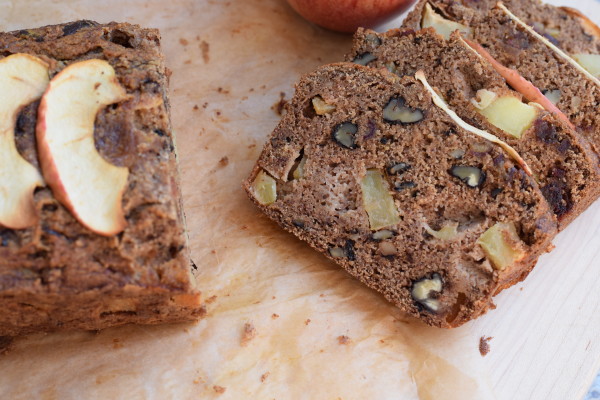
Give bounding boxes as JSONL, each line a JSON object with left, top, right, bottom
{"left": 0, "top": 21, "right": 202, "bottom": 337}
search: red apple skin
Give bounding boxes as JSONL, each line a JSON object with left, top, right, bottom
{"left": 285, "top": 0, "right": 416, "bottom": 33}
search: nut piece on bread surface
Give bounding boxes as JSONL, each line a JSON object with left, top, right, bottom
{"left": 0, "top": 54, "right": 48, "bottom": 229}
{"left": 244, "top": 63, "right": 557, "bottom": 328}
{"left": 37, "top": 59, "right": 129, "bottom": 236}
{"left": 0, "top": 21, "right": 202, "bottom": 337}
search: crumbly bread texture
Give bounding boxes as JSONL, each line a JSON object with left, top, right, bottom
{"left": 402, "top": 2, "right": 600, "bottom": 155}
{"left": 244, "top": 63, "right": 557, "bottom": 328}
{"left": 403, "top": 0, "right": 600, "bottom": 55}
{"left": 348, "top": 28, "right": 600, "bottom": 229}
{"left": 0, "top": 21, "right": 203, "bottom": 337}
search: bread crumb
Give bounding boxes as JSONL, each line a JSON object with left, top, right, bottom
{"left": 218, "top": 156, "right": 229, "bottom": 167}
{"left": 260, "top": 372, "right": 270, "bottom": 382}
{"left": 337, "top": 335, "right": 351, "bottom": 345}
{"left": 193, "top": 104, "right": 199, "bottom": 111}
{"left": 304, "top": 319, "right": 311, "bottom": 325}
{"left": 205, "top": 295, "right": 218, "bottom": 304}
{"left": 271, "top": 92, "right": 288, "bottom": 116}
{"left": 241, "top": 322, "right": 257, "bottom": 346}
{"left": 200, "top": 41, "right": 210, "bottom": 63}
{"left": 213, "top": 385, "right": 226, "bottom": 394}
{"left": 479, "top": 336, "right": 493, "bottom": 356}
{"left": 271, "top": 313, "right": 279, "bottom": 319}
{"left": 179, "top": 38, "right": 189, "bottom": 46}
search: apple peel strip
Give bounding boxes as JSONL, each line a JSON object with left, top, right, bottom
{"left": 496, "top": 2, "right": 600, "bottom": 88}
{"left": 415, "top": 70, "right": 533, "bottom": 176}
{"left": 459, "top": 35, "right": 575, "bottom": 131}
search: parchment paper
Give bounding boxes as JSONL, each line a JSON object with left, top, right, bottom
{"left": 0, "top": 1, "right": 497, "bottom": 398}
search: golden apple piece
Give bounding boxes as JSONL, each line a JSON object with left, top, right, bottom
{"left": 423, "top": 221, "right": 459, "bottom": 240}
{"left": 421, "top": 2, "right": 471, "bottom": 40}
{"left": 0, "top": 54, "right": 49, "bottom": 229}
{"left": 477, "top": 222, "right": 526, "bottom": 271}
{"left": 476, "top": 94, "right": 539, "bottom": 139}
{"left": 572, "top": 53, "right": 600, "bottom": 79}
{"left": 361, "top": 169, "right": 400, "bottom": 230}
{"left": 415, "top": 70, "right": 532, "bottom": 176}
{"left": 292, "top": 155, "right": 307, "bottom": 180}
{"left": 252, "top": 170, "right": 277, "bottom": 205}
{"left": 461, "top": 36, "right": 575, "bottom": 130}
{"left": 36, "top": 59, "right": 129, "bottom": 236}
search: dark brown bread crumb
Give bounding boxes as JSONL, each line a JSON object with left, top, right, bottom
{"left": 337, "top": 335, "right": 351, "bottom": 345}
{"left": 348, "top": 28, "right": 600, "bottom": 230}
{"left": 479, "top": 336, "right": 493, "bottom": 356}
{"left": 244, "top": 63, "right": 557, "bottom": 328}
{"left": 272, "top": 91, "right": 288, "bottom": 116}
{"left": 0, "top": 21, "right": 202, "bottom": 336}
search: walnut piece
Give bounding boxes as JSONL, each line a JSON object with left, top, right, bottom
{"left": 312, "top": 96, "right": 336, "bottom": 115}
{"left": 383, "top": 97, "right": 424, "bottom": 124}
{"left": 411, "top": 273, "right": 443, "bottom": 312}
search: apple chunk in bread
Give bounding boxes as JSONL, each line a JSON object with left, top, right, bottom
{"left": 573, "top": 53, "right": 600, "bottom": 79}
{"left": 0, "top": 54, "right": 49, "bottom": 229}
{"left": 37, "top": 59, "right": 129, "bottom": 236}
{"left": 421, "top": 2, "right": 470, "bottom": 40}
{"left": 473, "top": 92, "right": 538, "bottom": 139}
{"left": 477, "top": 222, "right": 526, "bottom": 271}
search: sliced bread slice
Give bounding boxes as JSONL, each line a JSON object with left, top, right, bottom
{"left": 244, "top": 63, "right": 557, "bottom": 327}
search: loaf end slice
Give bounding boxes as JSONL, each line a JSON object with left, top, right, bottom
{"left": 0, "top": 21, "right": 203, "bottom": 336}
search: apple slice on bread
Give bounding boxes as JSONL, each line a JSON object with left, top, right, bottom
{"left": 0, "top": 54, "right": 49, "bottom": 229}
{"left": 37, "top": 59, "right": 130, "bottom": 236}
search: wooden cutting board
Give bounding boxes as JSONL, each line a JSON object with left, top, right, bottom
{"left": 0, "top": 1, "right": 599, "bottom": 399}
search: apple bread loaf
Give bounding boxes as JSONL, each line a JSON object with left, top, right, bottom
{"left": 348, "top": 28, "right": 600, "bottom": 229}
{"left": 244, "top": 63, "right": 557, "bottom": 328}
{"left": 401, "top": 1, "right": 600, "bottom": 155}
{"left": 0, "top": 21, "right": 202, "bottom": 337}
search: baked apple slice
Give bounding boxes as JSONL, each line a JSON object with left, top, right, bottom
{"left": 0, "top": 54, "right": 49, "bottom": 229}
{"left": 37, "top": 59, "right": 129, "bottom": 236}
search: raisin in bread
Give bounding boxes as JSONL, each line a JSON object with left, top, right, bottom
{"left": 348, "top": 27, "right": 600, "bottom": 229}
{"left": 402, "top": 2, "right": 600, "bottom": 155}
{"left": 244, "top": 63, "right": 557, "bottom": 328}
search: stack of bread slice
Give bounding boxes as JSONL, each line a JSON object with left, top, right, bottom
{"left": 245, "top": 0, "right": 600, "bottom": 327}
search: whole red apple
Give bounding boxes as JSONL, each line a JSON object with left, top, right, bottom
{"left": 285, "top": 0, "right": 416, "bottom": 33}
